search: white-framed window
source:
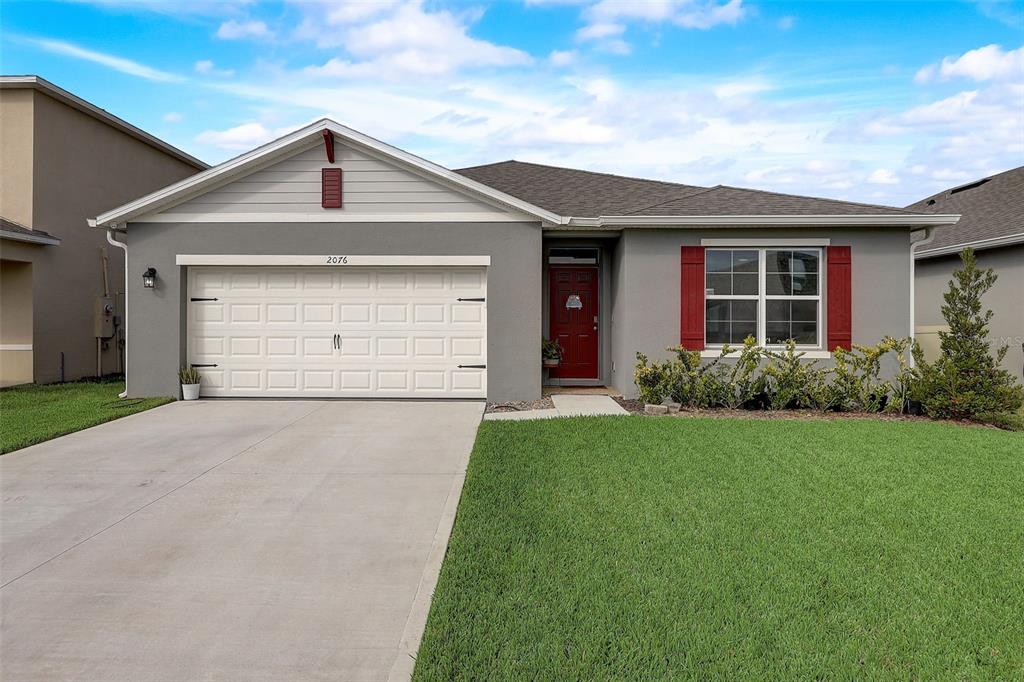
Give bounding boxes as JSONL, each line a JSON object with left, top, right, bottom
{"left": 705, "top": 247, "right": 822, "bottom": 348}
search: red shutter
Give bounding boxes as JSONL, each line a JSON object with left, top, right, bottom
{"left": 322, "top": 168, "right": 343, "bottom": 208}
{"left": 680, "top": 246, "right": 705, "bottom": 350}
{"left": 826, "top": 245, "right": 852, "bottom": 351}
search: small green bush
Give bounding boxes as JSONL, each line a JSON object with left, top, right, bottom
{"left": 911, "top": 249, "right": 1024, "bottom": 422}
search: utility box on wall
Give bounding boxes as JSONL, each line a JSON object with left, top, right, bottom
{"left": 94, "top": 296, "right": 115, "bottom": 338}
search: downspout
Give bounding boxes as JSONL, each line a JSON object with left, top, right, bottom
{"left": 908, "top": 227, "right": 936, "bottom": 367}
{"left": 105, "top": 228, "right": 129, "bottom": 398}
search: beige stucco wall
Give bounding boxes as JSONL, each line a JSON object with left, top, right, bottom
{"left": 0, "top": 88, "right": 34, "bottom": 227}
{"left": 916, "top": 244, "right": 1024, "bottom": 382}
{"left": 0, "top": 89, "right": 202, "bottom": 385}
{"left": 0, "top": 259, "right": 33, "bottom": 386}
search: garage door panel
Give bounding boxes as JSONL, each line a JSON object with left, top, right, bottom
{"left": 188, "top": 266, "right": 486, "bottom": 398}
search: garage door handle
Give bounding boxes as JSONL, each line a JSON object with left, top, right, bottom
{"left": 456, "top": 297, "right": 485, "bottom": 302}
{"left": 190, "top": 363, "right": 218, "bottom": 368}
{"left": 190, "top": 297, "right": 219, "bottom": 302}
{"left": 457, "top": 364, "right": 486, "bottom": 369}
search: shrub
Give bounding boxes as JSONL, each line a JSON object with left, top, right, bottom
{"left": 178, "top": 366, "right": 201, "bottom": 385}
{"left": 634, "top": 352, "right": 669, "bottom": 405}
{"left": 831, "top": 337, "right": 912, "bottom": 413}
{"left": 761, "top": 341, "right": 830, "bottom": 411}
{"left": 706, "top": 338, "right": 765, "bottom": 409}
{"left": 911, "top": 249, "right": 1024, "bottom": 421}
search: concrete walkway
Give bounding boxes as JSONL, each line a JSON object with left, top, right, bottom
{"left": 484, "top": 394, "right": 629, "bottom": 421}
{"left": 0, "top": 400, "right": 483, "bottom": 682}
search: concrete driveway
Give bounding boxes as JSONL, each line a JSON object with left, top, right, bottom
{"left": 0, "top": 400, "right": 483, "bottom": 681}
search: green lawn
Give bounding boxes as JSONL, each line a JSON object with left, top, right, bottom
{"left": 414, "top": 417, "right": 1023, "bottom": 680}
{"left": 0, "top": 378, "right": 172, "bottom": 454}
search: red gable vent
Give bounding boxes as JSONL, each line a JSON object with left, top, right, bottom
{"left": 322, "top": 168, "right": 343, "bottom": 208}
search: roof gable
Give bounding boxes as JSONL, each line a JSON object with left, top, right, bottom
{"left": 93, "top": 119, "right": 560, "bottom": 227}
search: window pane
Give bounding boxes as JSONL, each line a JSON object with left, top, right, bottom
{"left": 706, "top": 250, "right": 732, "bottom": 273}
{"left": 791, "top": 300, "right": 817, "bottom": 321}
{"left": 706, "top": 300, "right": 758, "bottom": 345}
{"left": 731, "top": 320, "right": 757, "bottom": 344}
{"left": 792, "top": 321, "right": 817, "bottom": 344}
{"left": 766, "top": 271, "right": 790, "bottom": 295}
{"left": 766, "top": 300, "right": 789, "bottom": 321}
{"left": 733, "top": 250, "right": 759, "bottom": 273}
{"left": 793, "top": 250, "right": 819, "bottom": 273}
{"left": 705, "top": 273, "right": 731, "bottom": 295}
{"left": 766, "top": 250, "right": 792, "bottom": 274}
{"left": 765, "top": 322, "right": 791, "bottom": 345}
{"left": 792, "top": 273, "right": 817, "bottom": 296}
{"left": 706, "top": 299, "right": 730, "bottom": 322}
{"left": 733, "top": 273, "right": 759, "bottom": 295}
{"left": 706, "top": 321, "right": 729, "bottom": 344}
{"left": 732, "top": 299, "right": 758, "bottom": 321}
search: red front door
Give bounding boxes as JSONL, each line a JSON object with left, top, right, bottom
{"left": 549, "top": 266, "right": 599, "bottom": 379}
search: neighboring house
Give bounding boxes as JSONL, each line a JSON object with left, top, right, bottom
{"left": 0, "top": 76, "right": 206, "bottom": 387}
{"left": 907, "top": 167, "right": 1023, "bottom": 380}
{"left": 90, "top": 119, "right": 957, "bottom": 401}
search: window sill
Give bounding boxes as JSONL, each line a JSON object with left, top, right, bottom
{"left": 700, "top": 349, "right": 833, "bottom": 359}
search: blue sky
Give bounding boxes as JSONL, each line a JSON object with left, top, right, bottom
{"left": 2, "top": 0, "right": 1022, "bottom": 205}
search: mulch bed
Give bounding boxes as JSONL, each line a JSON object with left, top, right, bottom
{"left": 485, "top": 396, "right": 555, "bottom": 414}
{"left": 610, "top": 397, "right": 998, "bottom": 428}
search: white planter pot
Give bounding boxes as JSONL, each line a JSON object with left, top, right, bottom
{"left": 543, "top": 359, "right": 560, "bottom": 368}
{"left": 181, "top": 383, "right": 201, "bottom": 401}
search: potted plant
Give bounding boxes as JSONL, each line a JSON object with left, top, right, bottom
{"left": 179, "top": 366, "right": 202, "bottom": 400}
{"left": 542, "top": 338, "right": 562, "bottom": 368}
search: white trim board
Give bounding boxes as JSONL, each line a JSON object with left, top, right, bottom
{"left": 568, "top": 214, "right": 960, "bottom": 228}
{"left": 0, "top": 344, "right": 32, "bottom": 351}
{"left": 915, "top": 232, "right": 1024, "bottom": 259}
{"left": 701, "top": 238, "right": 830, "bottom": 246}
{"left": 135, "top": 212, "right": 534, "bottom": 224}
{"left": 175, "top": 254, "right": 491, "bottom": 266}
{"left": 701, "top": 349, "right": 832, "bottom": 359}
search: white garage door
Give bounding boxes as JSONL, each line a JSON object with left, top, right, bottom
{"left": 187, "top": 266, "right": 487, "bottom": 398}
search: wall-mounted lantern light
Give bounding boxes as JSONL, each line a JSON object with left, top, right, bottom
{"left": 142, "top": 267, "right": 157, "bottom": 289}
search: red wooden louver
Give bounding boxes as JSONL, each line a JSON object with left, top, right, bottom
{"left": 680, "top": 246, "right": 705, "bottom": 350}
{"left": 322, "top": 168, "right": 343, "bottom": 208}
{"left": 826, "top": 245, "right": 852, "bottom": 351}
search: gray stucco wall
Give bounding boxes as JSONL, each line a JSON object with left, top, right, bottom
{"left": 124, "top": 221, "right": 542, "bottom": 401}
{"left": 915, "top": 244, "right": 1024, "bottom": 382}
{"left": 609, "top": 228, "right": 914, "bottom": 397}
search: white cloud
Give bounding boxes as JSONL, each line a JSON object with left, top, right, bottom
{"left": 582, "top": 0, "right": 746, "bottom": 30}
{"left": 914, "top": 44, "right": 1024, "bottom": 83}
{"left": 194, "top": 59, "right": 234, "bottom": 77}
{"left": 549, "top": 50, "right": 579, "bottom": 67}
{"left": 713, "top": 79, "right": 772, "bottom": 99}
{"left": 867, "top": 169, "right": 899, "bottom": 184}
{"left": 195, "top": 122, "right": 276, "bottom": 150}
{"left": 576, "top": 22, "right": 625, "bottom": 41}
{"left": 216, "top": 19, "right": 273, "bottom": 40}
{"left": 162, "top": 111, "right": 183, "bottom": 123}
{"left": 25, "top": 37, "right": 183, "bottom": 82}
{"left": 777, "top": 15, "right": 795, "bottom": 30}
{"left": 297, "top": 1, "right": 530, "bottom": 79}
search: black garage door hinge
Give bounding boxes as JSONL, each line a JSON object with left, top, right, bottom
{"left": 190, "top": 363, "right": 218, "bottom": 368}
{"left": 456, "top": 297, "right": 485, "bottom": 302}
{"left": 190, "top": 297, "right": 219, "bottom": 302}
{"left": 457, "top": 364, "right": 486, "bottom": 369}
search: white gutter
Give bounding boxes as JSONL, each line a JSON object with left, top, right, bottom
{"left": 908, "top": 227, "right": 938, "bottom": 367}
{"left": 564, "top": 214, "right": 962, "bottom": 228}
{"left": 915, "top": 231, "right": 1024, "bottom": 259}
{"left": 105, "top": 228, "right": 129, "bottom": 398}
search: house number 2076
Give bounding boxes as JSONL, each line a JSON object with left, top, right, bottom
{"left": 326, "top": 256, "right": 349, "bottom": 264}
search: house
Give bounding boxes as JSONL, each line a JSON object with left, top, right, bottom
{"left": 907, "top": 167, "right": 1023, "bottom": 380}
{"left": 89, "top": 119, "right": 957, "bottom": 401}
{"left": 0, "top": 76, "right": 206, "bottom": 387}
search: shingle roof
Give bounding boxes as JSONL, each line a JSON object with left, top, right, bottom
{"left": 0, "top": 217, "right": 61, "bottom": 245}
{"left": 627, "top": 185, "right": 920, "bottom": 216}
{"left": 454, "top": 161, "right": 924, "bottom": 218}
{"left": 905, "top": 166, "right": 1024, "bottom": 252}
{"left": 454, "top": 160, "right": 707, "bottom": 216}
